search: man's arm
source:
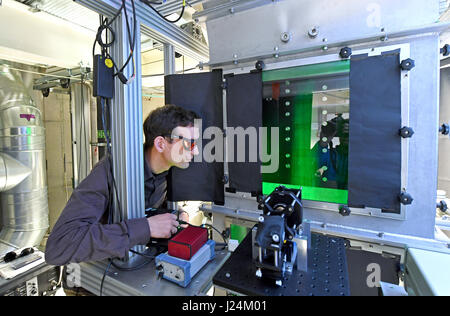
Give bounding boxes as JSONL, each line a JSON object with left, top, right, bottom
{"left": 45, "top": 159, "right": 150, "bottom": 266}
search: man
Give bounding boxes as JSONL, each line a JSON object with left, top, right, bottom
{"left": 45, "top": 104, "right": 200, "bottom": 266}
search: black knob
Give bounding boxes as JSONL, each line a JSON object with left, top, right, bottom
{"left": 339, "top": 47, "right": 352, "bottom": 59}
{"left": 399, "top": 192, "right": 414, "bottom": 205}
{"left": 255, "top": 60, "right": 265, "bottom": 71}
{"left": 399, "top": 126, "right": 414, "bottom": 138}
{"left": 401, "top": 59, "right": 415, "bottom": 71}
{"left": 339, "top": 205, "right": 351, "bottom": 217}
{"left": 440, "top": 123, "right": 450, "bottom": 136}
{"left": 437, "top": 201, "right": 448, "bottom": 213}
{"left": 441, "top": 44, "right": 450, "bottom": 57}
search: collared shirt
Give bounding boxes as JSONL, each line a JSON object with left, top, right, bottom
{"left": 45, "top": 155, "right": 168, "bottom": 266}
{"left": 144, "top": 156, "right": 168, "bottom": 210}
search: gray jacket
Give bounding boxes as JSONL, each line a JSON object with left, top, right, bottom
{"left": 45, "top": 156, "right": 168, "bottom": 266}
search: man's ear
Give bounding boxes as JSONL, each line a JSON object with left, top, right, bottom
{"left": 153, "top": 136, "right": 166, "bottom": 153}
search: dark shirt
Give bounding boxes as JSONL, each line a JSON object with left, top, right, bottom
{"left": 45, "top": 155, "right": 168, "bottom": 266}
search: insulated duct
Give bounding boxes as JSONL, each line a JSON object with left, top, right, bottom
{"left": 0, "top": 64, "right": 49, "bottom": 256}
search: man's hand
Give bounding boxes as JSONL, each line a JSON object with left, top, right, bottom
{"left": 147, "top": 213, "right": 179, "bottom": 238}
{"left": 178, "top": 210, "right": 189, "bottom": 229}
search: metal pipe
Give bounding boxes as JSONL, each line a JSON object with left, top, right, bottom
{"left": 0, "top": 153, "right": 31, "bottom": 192}
{"left": 0, "top": 64, "right": 49, "bottom": 256}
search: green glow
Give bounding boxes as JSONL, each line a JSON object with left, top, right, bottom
{"left": 262, "top": 60, "right": 350, "bottom": 83}
{"left": 263, "top": 182, "right": 348, "bottom": 205}
{"left": 230, "top": 225, "right": 249, "bottom": 243}
{"left": 262, "top": 60, "right": 350, "bottom": 205}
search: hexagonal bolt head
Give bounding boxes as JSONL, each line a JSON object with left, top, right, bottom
{"left": 272, "top": 234, "right": 280, "bottom": 243}
{"left": 339, "top": 205, "right": 351, "bottom": 217}
{"left": 308, "top": 27, "right": 319, "bottom": 38}
{"left": 399, "top": 126, "right": 414, "bottom": 138}
{"left": 339, "top": 47, "right": 352, "bottom": 59}
{"left": 281, "top": 32, "right": 292, "bottom": 43}
{"left": 399, "top": 192, "right": 413, "bottom": 205}
{"left": 401, "top": 59, "right": 415, "bottom": 71}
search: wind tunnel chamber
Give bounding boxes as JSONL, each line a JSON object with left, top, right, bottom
{"left": 165, "top": 45, "right": 418, "bottom": 224}
{"left": 0, "top": 64, "right": 49, "bottom": 256}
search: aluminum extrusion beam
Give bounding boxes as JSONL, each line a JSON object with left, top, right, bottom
{"left": 193, "top": 0, "right": 274, "bottom": 22}
{"left": 108, "top": 14, "right": 145, "bottom": 224}
{"left": 164, "top": 43, "right": 175, "bottom": 75}
{"left": 75, "top": 0, "right": 209, "bottom": 62}
{"left": 156, "top": 0, "right": 205, "bottom": 17}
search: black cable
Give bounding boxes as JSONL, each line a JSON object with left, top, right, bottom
{"left": 99, "top": 260, "right": 112, "bottom": 296}
{"left": 93, "top": 0, "right": 136, "bottom": 84}
{"left": 129, "top": 249, "right": 156, "bottom": 260}
{"left": 141, "top": 0, "right": 186, "bottom": 24}
{"left": 179, "top": 221, "right": 228, "bottom": 247}
{"left": 117, "top": 0, "right": 137, "bottom": 78}
{"left": 100, "top": 97, "right": 124, "bottom": 222}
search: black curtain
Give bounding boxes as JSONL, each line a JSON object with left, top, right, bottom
{"left": 165, "top": 70, "right": 225, "bottom": 205}
{"left": 348, "top": 51, "right": 402, "bottom": 213}
{"left": 226, "top": 72, "right": 263, "bottom": 194}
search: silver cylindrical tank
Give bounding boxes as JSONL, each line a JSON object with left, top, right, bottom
{"left": 0, "top": 64, "right": 49, "bottom": 256}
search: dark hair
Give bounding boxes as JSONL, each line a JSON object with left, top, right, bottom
{"left": 144, "top": 104, "right": 200, "bottom": 150}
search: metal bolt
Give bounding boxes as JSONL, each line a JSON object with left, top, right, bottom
{"left": 225, "top": 272, "right": 231, "bottom": 278}
{"left": 308, "top": 26, "right": 319, "bottom": 38}
{"left": 229, "top": 7, "right": 235, "bottom": 14}
{"left": 256, "top": 269, "right": 262, "bottom": 278}
{"left": 142, "top": 284, "right": 147, "bottom": 288}
{"left": 272, "top": 234, "right": 280, "bottom": 243}
{"left": 322, "top": 46, "right": 329, "bottom": 51}
{"left": 281, "top": 32, "right": 291, "bottom": 43}
{"left": 259, "top": 216, "right": 265, "bottom": 223}
{"left": 378, "top": 232, "right": 384, "bottom": 238}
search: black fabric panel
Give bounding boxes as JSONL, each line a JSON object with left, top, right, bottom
{"left": 226, "top": 72, "right": 262, "bottom": 194}
{"left": 348, "top": 51, "right": 402, "bottom": 213}
{"left": 164, "top": 71, "right": 224, "bottom": 205}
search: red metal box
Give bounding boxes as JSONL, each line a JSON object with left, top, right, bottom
{"left": 168, "top": 226, "right": 208, "bottom": 260}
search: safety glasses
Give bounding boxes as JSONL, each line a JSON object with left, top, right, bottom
{"left": 165, "top": 135, "right": 197, "bottom": 151}
{"left": 3, "top": 247, "right": 34, "bottom": 263}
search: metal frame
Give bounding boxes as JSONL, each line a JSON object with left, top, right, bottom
{"left": 203, "top": 30, "right": 443, "bottom": 245}
{"left": 221, "top": 43, "right": 411, "bottom": 221}
{"left": 108, "top": 14, "right": 145, "bottom": 224}
{"left": 199, "top": 0, "right": 445, "bottom": 66}
{"left": 75, "top": 0, "right": 209, "bottom": 62}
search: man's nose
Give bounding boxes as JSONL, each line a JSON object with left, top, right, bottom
{"left": 192, "top": 145, "right": 199, "bottom": 156}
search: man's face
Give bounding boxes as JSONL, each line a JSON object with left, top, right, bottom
{"left": 164, "top": 125, "right": 200, "bottom": 169}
